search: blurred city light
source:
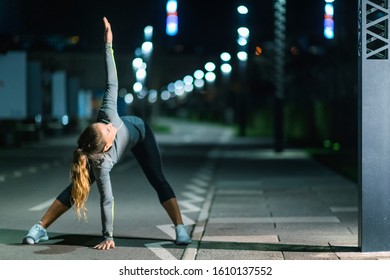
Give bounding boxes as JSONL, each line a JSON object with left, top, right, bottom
{"left": 221, "top": 63, "right": 232, "bottom": 74}
{"left": 166, "top": 0, "right": 177, "bottom": 12}
{"left": 325, "top": 3, "right": 334, "bottom": 16}
{"left": 148, "top": 90, "right": 158, "bottom": 103}
{"left": 237, "top": 27, "right": 250, "bottom": 38}
{"left": 166, "top": 0, "right": 178, "bottom": 36}
{"left": 184, "top": 84, "right": 194, "bottom": 92}
{"left": 167, "top": 82, "right": 175, "bottom": 92}
{"left": 69, "top": 36, "right": 80, "bottom": 45}
{"left": 237, "top": 5, "right": 249, "bottom": 15}
{"left": 194, "top": 70, "right": 205, "bottom": 79}
{"left": 220, "top": 52, "right": 231, "bottom": 62}
{"left": 324, "top": 0, "right": 335, "bottom": 39}
{"left": 237, "top": 37, "right": 248, "bottom": 46}
{"left": 332, "top": 142, "right": 341, "bottom": 151}
{"left": 119, "top": 88, "right": 128, "bottom": 98}
{"left": 144, "top": 26, "right": 153, "bottom": 41}
{"left": 35, "top": 114, "right": 42, "bottom": 124}
{"left": 135, "top": 68, "right": 147, "bottom": 81}
{"left": 161, "top": 90, "right": 170, "bottom": 101}
{"left": 205, "top": 72, "right": 216, "bottom": 82}
{"left": 175, "top": 87, "right": 185, "bottom": 96}
{"left": 205, "top": 62, "right": 216, "bottom": 72}
{"left": 237, "top": 51, "right": 248, "bottom": 61}
{"left": 194, "top": 79, "right": 205, "bottom": 88}
{"left": 255, "top": 46, "right": 263, "bottom": 56}
{"left": 134, "top": 47, "right": 142, "bottom": 57}
{"left": 124, "top": 93, "right": 134, "bottom": 104}
{"left": 137, "top": 89, "right": 148, "bottom": 99}
{"left": 132, "top": 58, "right": 143, "bottom": 70}
{"left": 183, "top": 75, "right": 194, "bottom": 85}
{"left": 174, "top": 80, "right": 184, "bottom": 91}
{"left": 133, "top": 82, "right": 143, "bottom": 92}
{"left": 141, "top": 41, "right": 153, "bottom": 56}
{"left": 61, "top": 115, "right": 69, "bottom": 126}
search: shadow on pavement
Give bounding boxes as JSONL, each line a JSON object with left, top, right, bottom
{"left": 1, "top": 228, "right": 359, "bottom": 256}
{"left": 198, "top": 241, "right": 359, "bottom": 253}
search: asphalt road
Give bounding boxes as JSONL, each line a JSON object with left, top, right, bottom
{"left": 0, "top": 118, "right": 234, "bottom": 260}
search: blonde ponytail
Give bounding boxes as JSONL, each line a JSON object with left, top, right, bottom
{"left": 70, "top": 123, "right": 106, "bottom": 220}
{"left": 70, "top": 148, "right": 90, "bottom": 220}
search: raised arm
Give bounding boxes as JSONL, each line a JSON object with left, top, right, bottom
{"left": 97, "top": 17, "right": 122, "bottom": 128}
{"left": 103, "top": 17, "right": 113, "bottom": 44}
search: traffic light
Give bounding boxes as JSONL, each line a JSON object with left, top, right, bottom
{"left": 166, "top": 0, "right": 178, "bottom": 36}
{"left": 324, "top": 0, "right": 335, "bottom": 39}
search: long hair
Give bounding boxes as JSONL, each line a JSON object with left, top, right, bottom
{"left": 70, "top": 124, "right": 106, "bottom": 220}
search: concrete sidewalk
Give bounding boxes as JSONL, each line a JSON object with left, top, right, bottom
{"left": 184, "top": 142, "right": 390, "bottom": 260}
{"left": 8, "top": 117, "right": 390, "bottom": 260}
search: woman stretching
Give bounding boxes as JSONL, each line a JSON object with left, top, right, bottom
{"left": 22, "top": 17, "right": 191, "bottom": 250}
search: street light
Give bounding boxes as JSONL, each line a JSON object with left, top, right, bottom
{"left": 237, "top": 51, "right": 248, "bottom": 62}
{"left": 237, "top": 5, "right": 248, "bottom": 15}
{"left": 144, "top": 26, "right": 153, "bottom": 41}
{"left": 221, "top": 63, "right": 232, "bottom": 74}
{"left": 205, "top": 62, "right": 216, "bottom": 72}
{"left": 237, "top": 27, "right": 250, "bottom": 38}
{"left": 324, "top": 0, "right": 335, "bottom": 39}
{"left": 141, "top": 41, "right": 153, "bottom": 57}
{"left": 236, "top": 4, "right": 250, "bottom": 136}
{"left": 166, "top": 0, "right": 178, "bottom": 36}
{"left": 220, "top": 52, "right": 231, "bottom": 62}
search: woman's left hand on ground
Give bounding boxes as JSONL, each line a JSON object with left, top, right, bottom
{"left": 94, "top": 239, "right": 116, "bottom": 250}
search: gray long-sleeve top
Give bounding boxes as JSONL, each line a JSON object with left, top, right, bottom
{"left": 91, "top": 43, "right": 146, "bottom": 240}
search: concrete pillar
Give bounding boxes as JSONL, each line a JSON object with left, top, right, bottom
{"left": 359, "top": 0, "right": 390, "bottom": 252}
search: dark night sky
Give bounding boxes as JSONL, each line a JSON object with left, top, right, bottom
{"left": 0, "top": 0, "right": 356, "bottom": 54}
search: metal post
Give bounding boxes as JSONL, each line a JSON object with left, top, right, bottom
{"left": 274, "top": 0, "right": 286, "bottom": 152}
{"left": 359, "top": 0, "right": 390, "bottom": 252}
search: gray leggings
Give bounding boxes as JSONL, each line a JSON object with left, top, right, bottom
{"left": 56, "top": 123, "right": 175, "bottom": 207}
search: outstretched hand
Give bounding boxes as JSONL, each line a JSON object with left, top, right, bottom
{"left": 94, "top": 238, "right": 116, "bottom": 250}
{"left": 103, "top": 17, "right": 113, "bottom": 44}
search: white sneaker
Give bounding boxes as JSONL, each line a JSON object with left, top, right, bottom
{"left": 22, "top": 224, "right": 49, "bottom": 244}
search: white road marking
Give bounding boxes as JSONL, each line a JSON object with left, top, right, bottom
{"left": 179, "top": 201, "right": 201, "bottom": 213}
{"left": 191, "top": 178, "right": 209, "bottom": 187}
{"left": 216, "top": 190, "right": 264, "bottom": 195}
{"left": 144, "top": 241, "right": 177, "bottom": 260}
{"left": 330, "top": 207, "right": 358, "bottom": 213}
{"left": 217, "top": 180, "right": 263, "bottom": 187}
{"left": 29, "top": 197, "right": 56, "bottom": 211}
{"left": 202, "top": 235, "right": 279, "bottom": 243}
{"left": 195, "top": 173, "right": 212, "bottom": 181}
{"left": 181, "top": 192, "right": 205, "bottom": 203}
{"left": 182, "top": 184, "right": 217, "bottom": 260}
{"left": 185, "top": 184, "right": 207, "bottom": 194}
{"left": 156, "top": 224, "right": 176, "bottom": 239}
{"left": 149, "top": 160, "right": 215, "bottom": 260}
{"left": 208, "top": 216, "right": 341, "bottom": 224}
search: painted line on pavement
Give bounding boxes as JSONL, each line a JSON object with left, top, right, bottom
{"left": 330, "top": 206, "right": 358, "bottom": 213}
{"left": 202, "top": 235, "right": 279, "bottom": 243}
{"left": 29, "top": 197, "right": 56, "bottom": 211}
{"left": 208, "top": 216, "right": 341, "bottom": 224}
{"left": 145, "top": 242, "right": 177, "bottom": 260}
{"left": 182, "top": 183, "right": 216, "bottom": 260}
{"left": 146, "top": 159, "right": 215, "bottom": 260}
{"left": 216, "top": 189, "right": 264, "bottom": 195}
